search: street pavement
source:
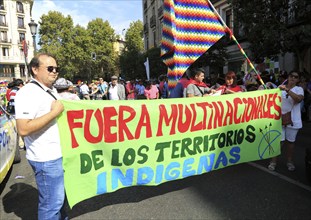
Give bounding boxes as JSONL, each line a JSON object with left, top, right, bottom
{"left": 1, "top": 122, "right": 311, "bottom": 220}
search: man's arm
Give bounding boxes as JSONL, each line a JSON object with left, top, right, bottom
{"left": 17, "top": 100, "right": 64, "bottom": 137}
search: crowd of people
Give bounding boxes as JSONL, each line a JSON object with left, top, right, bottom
{"left": 0, "top": 52, "right": 310, "bottom": 220}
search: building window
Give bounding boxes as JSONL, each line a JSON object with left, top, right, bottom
{"left": 153, "top": 30, "right": 156, "bottom": 47}
{"left": 0, "top": 0, "right": 4, "bottom": 10}
{"left": 226, "top": 10, "right": 232, "bottom": 29}
{"left": 2, "top": 47, "right": 9, "bottom": 56}
{"left": 0, "top": 65, "right": 14, "bottom": 77}
{"left": 20, "top": 65, "right": 26, "bottom": 77}
{"left": 158, "top": 23, "right": 163, "bottom": 45}
{"left": 0, "top": 14, "right": 5, "bottom": 25}
{"left": 145, "top": 36, "right": 149, "bottom": 50}
{"left": 18, "top": 17, "right": 24, "bottom": 28}
{"left": 0, "top": 30, "right": 7, "bottom": 41}
{"left": 19, "top": 32, "right": 25, "bottom": 43}
{"left": 16, "top": 1, "right": 24, "bottom": 13}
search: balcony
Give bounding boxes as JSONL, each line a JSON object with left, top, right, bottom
{"left": 0, "top": 38, "right": 12, "bottom": 44}
{"left": 158, "top": 6, "right": 163, "bottom": 18}
{"left": 149, "top": 15, "right": 156, "bottom": 28}
{"left": 144, "top": 23, "right": 149, "bottom": 33}
{"left": 17, "top": 25, "right": 26, "bottom": 30}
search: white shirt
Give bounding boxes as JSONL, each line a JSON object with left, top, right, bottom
{"left": 109, "top": 85, "right": 119, "bottom": 100}
{"left": 281, "top": 86, "right": 304, "bottom": 129}
{"left": 15, "top": 80, "right": 62, "bottom": 162}
{"left": 80, "top": 84, "right": 89, "bottom": 95}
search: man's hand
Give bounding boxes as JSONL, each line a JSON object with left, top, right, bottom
{"left": 51, "top": 100, "right": 64, "bottom": 117}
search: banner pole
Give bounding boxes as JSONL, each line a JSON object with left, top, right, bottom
{"left": 207, "top": 0, "right": 267, "bottom": 89}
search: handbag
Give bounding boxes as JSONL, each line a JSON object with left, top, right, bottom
{"left": 282, "top": 111, "right": 293, "bottom": 126}
{"left": 281, "top": 90, "right": 295, "bottom": 126}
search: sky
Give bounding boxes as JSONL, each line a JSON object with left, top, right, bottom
{"left": 32, "top": 0, "right": 143, "bottom": 36}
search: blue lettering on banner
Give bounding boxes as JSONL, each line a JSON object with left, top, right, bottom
{"left": 96, "top": 147, "right": 241, "bottom": 195}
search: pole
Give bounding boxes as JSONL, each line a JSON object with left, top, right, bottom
{"left": 207, "top": 0, "right": 267, "bottom": 89}
{"left": 22, "top": 40, "right": 28, "bottom": 81}
{"left": 24, "top": 56, "right": 28, "bottom": 82}
{"left": 32, "top": 35, "right": 36, "bottom": 54}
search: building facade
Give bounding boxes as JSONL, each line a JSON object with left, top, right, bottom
{"left": 142, "top": 0, "right": 310, "bottom": 76}
{"left": 142, "top": 0, "right": 164, "bottom": 50}
{"left": 0, "top": 0, "right": 34, "bottom": 82}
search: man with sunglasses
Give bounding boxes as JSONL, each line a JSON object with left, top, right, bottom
{"left": 14, "top": 53, "right": 67, "bottom": 220}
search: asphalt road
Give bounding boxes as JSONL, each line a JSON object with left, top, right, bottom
{"left": 1, "top": 122, "right": 311, "bottom": 220}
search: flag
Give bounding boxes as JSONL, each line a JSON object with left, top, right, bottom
{"left": 161, "top": 0, "right": 227, "bottom": 89}
{"left": 22, "top": 40, "right": 28, "bottom": 57}
{"left": 144, "top": 57, "right": 150, "bottom": 80}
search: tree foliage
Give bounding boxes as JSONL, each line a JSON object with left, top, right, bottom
{"left": 119, "top": 20, "right": 145, "bottom": 80}
{"left": 38, "top": 11, "right": 121, "bottom": 82}
{"left": 229, "top": 0, "right": 311, "bottom": 70}
{"left": 38, "top": 11, "right": 75, "bottom": 79}
{"left": 87, "top": 18, "right": 116, "bottom": 80}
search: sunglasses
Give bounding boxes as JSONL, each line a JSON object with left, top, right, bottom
{"left": 46, "top": 66, "right": 60, "bottom": 73}
{"left": 289, "top": 74, "right": 299, "bottom": 79}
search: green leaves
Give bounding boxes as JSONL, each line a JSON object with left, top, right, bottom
{"left": 230, "top": 0, "right": 311, "bottom": 69}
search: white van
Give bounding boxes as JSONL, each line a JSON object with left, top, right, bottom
{"left": 0, "top": 105, "right": 20, "bottom": 183}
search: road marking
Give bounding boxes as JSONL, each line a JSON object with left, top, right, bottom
{"left": 248, "top": 162, "right": 311, "bottom": 192}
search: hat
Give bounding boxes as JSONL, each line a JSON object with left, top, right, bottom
{"left": 54, "top": 78, "right": 73, "bottom": 89}
{"left": 111, "top": 75, "right": 118, "bottom": 80}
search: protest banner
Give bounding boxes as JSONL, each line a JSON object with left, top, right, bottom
{"left": 57, "top": 89, "right": 282, "bottom": 207}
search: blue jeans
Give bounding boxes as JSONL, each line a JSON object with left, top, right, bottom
{"left": 29, "top": 158, "right": 66, "bottom": 220}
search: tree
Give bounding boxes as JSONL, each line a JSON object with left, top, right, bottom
{"left": 86, "top": 18, "right": 116, "bottom": 80}
{"left": 119, "top": 20, "right": 145, "bottom": 80}
{"left": 145, "top": 47, "right": 167, "bottom": 80}
{"left": 38, "top": 12, "right": 120, "bottom": 81}
{"left": 38, "top": 11, "right": 76, "bottom": 79}
{"left": 70, "top": 25, "right": 92, "bottom": 82}
{"left": 229, "top": 0, "right": 311, "bottom": 71}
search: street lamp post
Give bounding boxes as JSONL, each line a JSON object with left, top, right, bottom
{"left": 28, "top": 19, "right": 38, "bottom": 55}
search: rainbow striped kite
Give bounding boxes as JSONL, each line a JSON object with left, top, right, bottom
{"left": 161, "top": 0, "right": 227, "bottom": 89}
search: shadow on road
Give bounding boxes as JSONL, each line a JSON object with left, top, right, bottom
{"left": 2, "top": 183, "right": 38, "bottom": 220}
{"left": 0, "top": 167, "right": 12, "bottom": 195}
{"left": 68, "top": 173, "right": 201, "bottom": 218}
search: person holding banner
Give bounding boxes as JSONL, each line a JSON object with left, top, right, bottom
{"left": 268, "top": 71, "right": 304, "bottom": 171}
{"left": 14, "top": 53, "right": 67, "bottom": 220}
{"left": 186, "top": 68, "right": 214, "bottom": 97}
{"left": 216, "top": 71, "right": 243, "bottom": 95}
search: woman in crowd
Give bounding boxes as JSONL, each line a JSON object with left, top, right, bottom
{"left": 268, "top": 70, "right": 304, "bottom": 171}
{"left": 216, "top": 71, "right": 243, "bottom": 95}
{"left": 144, "top": 80, "right": 159, "bottom": 100}
{"left": 186, "top": 68, "right": 214, "bottom": 97}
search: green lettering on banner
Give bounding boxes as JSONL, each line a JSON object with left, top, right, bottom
{"left": 57, "top": 89, "right": 282, "bottom": 208}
